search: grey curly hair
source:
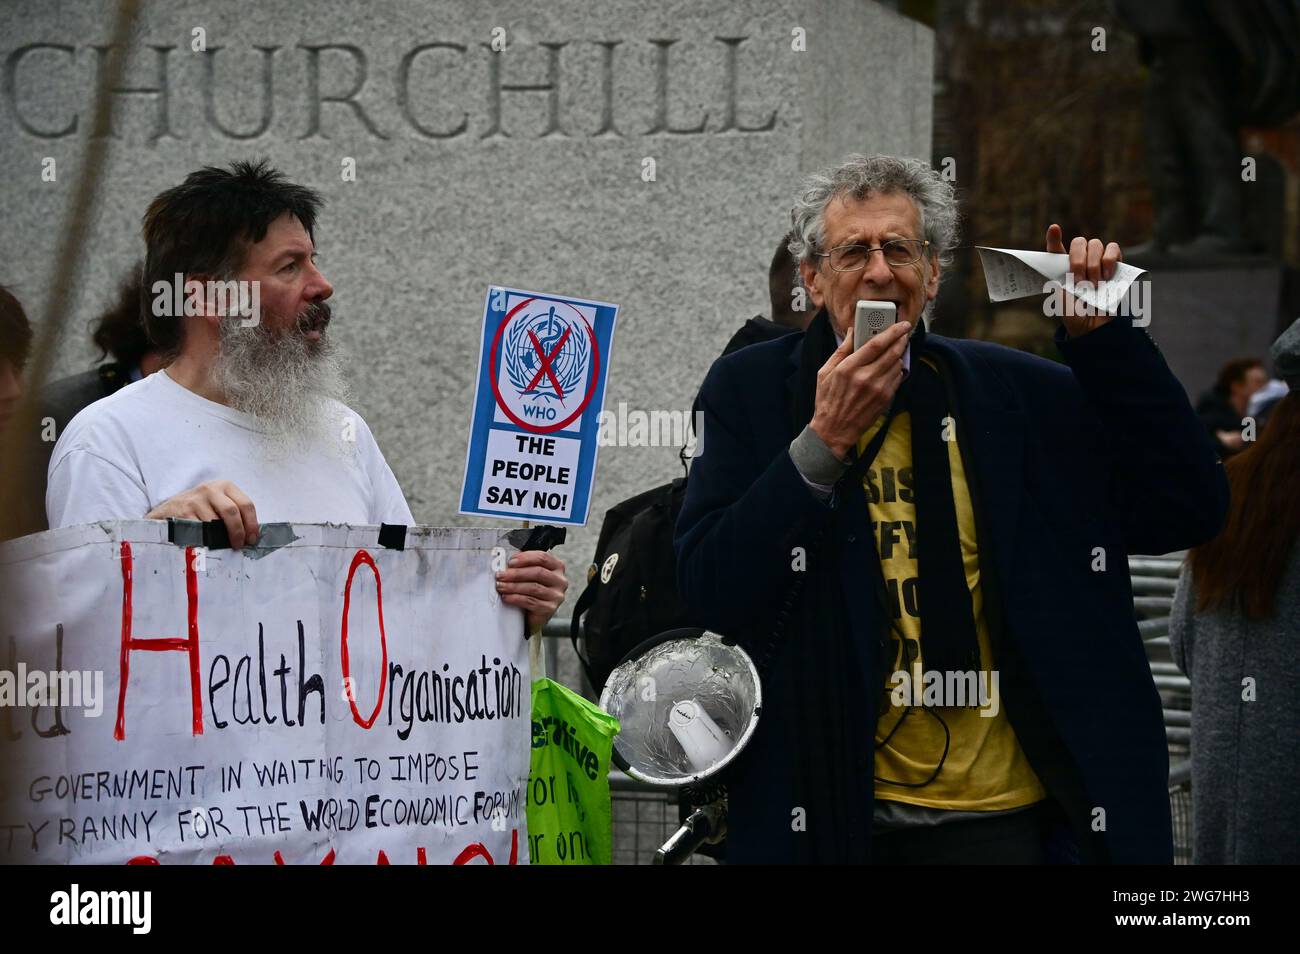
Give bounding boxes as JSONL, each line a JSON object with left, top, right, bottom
{"left": 787, "top": 154, "right": 960, "bottom": 272}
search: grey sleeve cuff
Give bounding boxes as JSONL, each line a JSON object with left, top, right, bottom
{"left": 789, "top": 424, "right": 848, "bottom": 494}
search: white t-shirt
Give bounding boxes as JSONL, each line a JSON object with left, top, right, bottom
{"left": 46, "top": 370, "right": 414, "bottom": 529}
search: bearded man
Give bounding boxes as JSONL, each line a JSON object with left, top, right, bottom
{"left": 46, "top": 160, "right": 566, "bottom": 632}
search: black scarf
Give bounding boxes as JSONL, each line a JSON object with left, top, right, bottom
{"left": 903, "top": 343, "right": 982, "bottom": 676}
{"left": 775, "top": 308, "right": 979, "bottom": 862}
{"left": 792, "top": 309, "right": 979, "bottom": 672}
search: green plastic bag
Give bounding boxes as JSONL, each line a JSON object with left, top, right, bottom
{"left": 526, "top": 672, "right": 620, "bottom": 865}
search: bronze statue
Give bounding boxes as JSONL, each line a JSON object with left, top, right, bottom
{"left": 1119, "top": 0, "right": 1300, "bottom": 261}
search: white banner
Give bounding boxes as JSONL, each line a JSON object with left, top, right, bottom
{"left": 0, "top": 521, "right": 531, "bottom": 865}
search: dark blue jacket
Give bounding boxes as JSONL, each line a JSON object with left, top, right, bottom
{"left": 674, "top": 317, "right": 1229, "bottom": 863}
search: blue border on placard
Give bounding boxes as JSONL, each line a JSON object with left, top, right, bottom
{"left": 458, "top": 286, "right": 618, "bottom": 526}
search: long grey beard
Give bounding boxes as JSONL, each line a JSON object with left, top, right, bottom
{"left": 213, "top": 310, "right": 350, "bottom": 456}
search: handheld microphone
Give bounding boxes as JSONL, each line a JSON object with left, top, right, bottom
{"left": 854, "top": 300, "right": 898, "bottom": 350}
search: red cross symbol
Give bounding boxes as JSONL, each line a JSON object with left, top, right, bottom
{"left": 524, "top": 325, "right": 574, "bottom": 398}
{"left": 490, "top": 296, "right": 602, "bottom": 435}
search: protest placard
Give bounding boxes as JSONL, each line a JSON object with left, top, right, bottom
{"left": 526, "top": 677, "right": 619, "bottom": 865}
{"left": 459, "top": 286, "right": 618, "bottom": 525}
{"left": 0, "top": 521, "right": 530, "bottom": 865}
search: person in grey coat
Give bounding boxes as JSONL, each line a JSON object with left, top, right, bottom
{"left": 1170, "top": 317, "right": 1300, "bottom": 864}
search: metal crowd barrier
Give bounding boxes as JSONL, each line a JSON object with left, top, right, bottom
{"left": 1131, "top": 552, "right": 1194, "bottom": 864}
{"left": 543, "top": 551, "right": 1195, "bottom": 864}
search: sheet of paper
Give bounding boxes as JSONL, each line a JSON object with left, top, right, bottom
{"left": 976, "top": 246, "right": 1146, "bottom": 315}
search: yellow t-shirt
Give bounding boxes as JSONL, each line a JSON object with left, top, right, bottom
{"left": 860, "top": 362, "right": 1046, "bottom": 811}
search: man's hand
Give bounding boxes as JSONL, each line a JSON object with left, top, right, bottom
{"left": 1215, "top": 429, "right": 1245, "bottom": 453}
{"left": 496, "top": 550, "right": 568, "bottom": 636}
{"left": 809, "top": 320, "right": 911, "bottom": 460}
{"left": 145, "top": 480, "right": 259, "bottom": 548}
{"left": 1047, "top": 223, "right": 1124, "bottom": 338}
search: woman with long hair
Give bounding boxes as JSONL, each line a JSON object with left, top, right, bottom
{"left": 1170, "top": 319, "right": 1300, "bottom": 864}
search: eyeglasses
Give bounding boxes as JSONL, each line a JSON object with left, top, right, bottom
{"left": 816, "top": 239, "right": 931, "bottom": 272}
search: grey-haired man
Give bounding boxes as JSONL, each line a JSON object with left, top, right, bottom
{"left": 675, "top": 154, "right": 1227, "bottom": 864}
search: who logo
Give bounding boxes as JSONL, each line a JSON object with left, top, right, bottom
{"left": 491, "top": 297, "right": 599, "bottom": 434}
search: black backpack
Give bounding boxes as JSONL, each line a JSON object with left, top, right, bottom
{"left": 569, "top": 316, "right": 797, "bottom": 694}
{"left": 568, "top": 478, "right": 690, "bottom": 692}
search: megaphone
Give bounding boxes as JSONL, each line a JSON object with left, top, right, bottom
{"left": 599, "top": 628, "right": 762, "bottom": 864}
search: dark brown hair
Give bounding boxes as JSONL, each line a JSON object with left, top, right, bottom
{"left": 1213, "top": 357, "right": 1264, "bottom": 397}
{"left": 769, "top": 235, "right": 800, "bottom": 329}
{"left": 141, "top": 159, "right": 322, "bottom": 356}
{"left": 90, "top": 262, "right": 151, "bottom": 366}
{"left": 0, "top": 285, "right": 33, "bottom": 370}
{"left": 1190, "top": 391, "right": 1300, "bottom": 618}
